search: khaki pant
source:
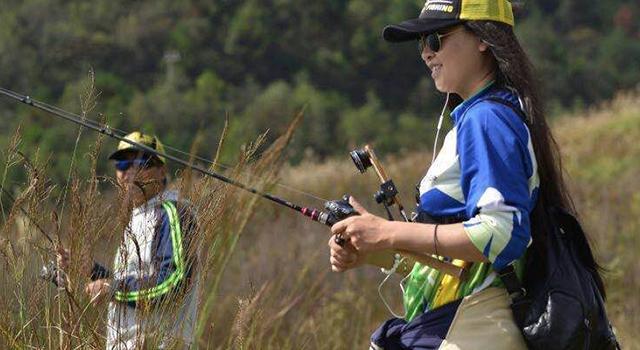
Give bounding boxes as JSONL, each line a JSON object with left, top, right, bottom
{"left": 439, "top": 287, "right": 527, "bottom": 349}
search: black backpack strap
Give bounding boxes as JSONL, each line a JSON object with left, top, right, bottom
{"left": 498, "top": 265, "right": 525, "bottom": 299}
{"left": 483, "top": 96, "right": 528, "bottom": 123}
{"left": 481, "top": 95, "right": 529, "bottom": 298}
{"left": 480, "top": 95, "right": 534, "bottom": 325}
{"left": 498, "top": 265, "right": 529, "bottom": 327}
{"left": 482, "top": 95, "right": 530, "bottom": 298}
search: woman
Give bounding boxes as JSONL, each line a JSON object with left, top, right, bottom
{"left": 329, "top": 1, "right": 585, "bottom": 349}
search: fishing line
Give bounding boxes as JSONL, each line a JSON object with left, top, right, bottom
{"left": 0, "top": 87, "right": 340, "bottom": 226}
{"left": 2, "top": 93, "right": 328, "bottom": 203}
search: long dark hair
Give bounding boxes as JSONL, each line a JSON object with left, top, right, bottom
{"left": 464, "top": 21, "right": 606, "bottom": 297}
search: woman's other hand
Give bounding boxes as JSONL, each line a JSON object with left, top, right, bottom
{"left": 328, "top": 235, "right": 365, "bottom": 272}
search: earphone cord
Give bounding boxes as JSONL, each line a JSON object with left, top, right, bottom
{"left": 432, "top": 93, "right": 450, "bottom": 164}
{"left": 378, "top": 255, "right": 408, "bottom": 319}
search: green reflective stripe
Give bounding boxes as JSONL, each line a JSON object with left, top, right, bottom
{"left": 115, "top": 202, "right": 184, "bottom": 301}
{"left": 115, "top": 201, "right": 185, "bottom": 302}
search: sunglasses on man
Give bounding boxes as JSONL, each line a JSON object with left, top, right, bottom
{"left": 114, "top": 157, "right": 155, "bottom": 171}
{"left": 418, "top": 27, "right": 465, "bottom": 53}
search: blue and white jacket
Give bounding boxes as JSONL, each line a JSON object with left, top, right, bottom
{"left": 405, "top": 84, "right": 540, "bottom": 317}
{"left": 419, "top": 84, "right": 539, "bottom": 270}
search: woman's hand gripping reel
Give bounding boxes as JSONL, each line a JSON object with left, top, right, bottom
{"left": 324, "top": 195, "right": 358, "bottom": 246}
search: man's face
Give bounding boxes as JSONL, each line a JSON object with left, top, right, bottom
{"left": 114, "top": 152, "right": 165, "bottom": 203}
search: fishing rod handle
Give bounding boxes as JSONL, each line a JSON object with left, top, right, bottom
{"left": 400, "top": 250, "right": 466, "bottom": 280}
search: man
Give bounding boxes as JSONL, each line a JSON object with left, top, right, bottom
{"left": 62, "top": 131, "right": 199, "bottom": 349}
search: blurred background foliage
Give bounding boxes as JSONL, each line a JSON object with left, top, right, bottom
{"left": 0, "top": 0, "right": 638, "bottom": 184}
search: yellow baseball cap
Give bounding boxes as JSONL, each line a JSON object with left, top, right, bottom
{"left": 383, "top": 0, "right": 515, "bottom": 42}
{"left": 108, "top": 131, "right": 166, "bottom": 164}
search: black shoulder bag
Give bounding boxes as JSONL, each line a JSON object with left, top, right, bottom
{"left": 498, "top": 207, "right": 620, "bottom": 350}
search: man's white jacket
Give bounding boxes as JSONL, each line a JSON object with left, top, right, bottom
{"left": 107, "top": 190, "right": 199, "bottom": 349}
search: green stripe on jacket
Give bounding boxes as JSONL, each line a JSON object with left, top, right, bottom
{"left": 115, "top": 201, "right": 186, "bottom": 302}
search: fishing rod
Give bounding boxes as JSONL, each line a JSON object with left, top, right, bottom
{"left": 0, "top": 87, "right": 350, "bottom": 227}
{"left": 0, "top": 87, "right": 464, "bottom": 277}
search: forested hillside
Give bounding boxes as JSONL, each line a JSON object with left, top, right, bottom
{"left": 0, "top": 0, "right": 638, "bottom": 184}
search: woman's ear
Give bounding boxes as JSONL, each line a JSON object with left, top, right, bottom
{"left": 478, "top": 40, "right": 490, "bottom": 52}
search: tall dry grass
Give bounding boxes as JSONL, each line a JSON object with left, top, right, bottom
{"left": 1, "top": 88, "right": 639, "bottom": 349}
{"left": 0, "top": 100, "right": 303, "bottom": 349}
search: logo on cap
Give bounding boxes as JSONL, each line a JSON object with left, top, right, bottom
{"left": 422, "top": 0, "right": 455, "bottom": 13}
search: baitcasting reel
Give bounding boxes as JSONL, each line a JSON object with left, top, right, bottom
{"left": 324, "top": 194, "right": 358, "bottom": 226}
{"left": 324, "top": 194, "right": 358, "bottom": 246}
{"left": 40, "top": 261, "right": 67, "bottom": 288}
{"left": 40, "top": 261, "right": 112, "bottom": 287}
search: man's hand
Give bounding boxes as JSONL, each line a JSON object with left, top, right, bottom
{"left": 85, "top": 279, "right": 112, "bottom": 305}
{"left": 56, "top": 246, "right": 69, "bottom": 270}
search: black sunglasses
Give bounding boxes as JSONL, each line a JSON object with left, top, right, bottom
{"left": 418, "top": 27, "right": 465, "bottom": 53}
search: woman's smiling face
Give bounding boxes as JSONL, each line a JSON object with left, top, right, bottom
{"left": 420, "top": 25, "right": 494, "bottom": 99}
